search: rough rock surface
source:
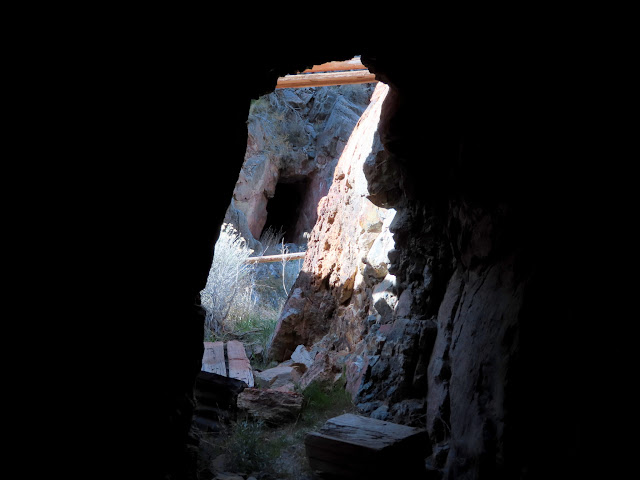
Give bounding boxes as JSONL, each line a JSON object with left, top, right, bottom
{"left": 136, "top": 44, "right": 598, "bottom": 480}
{"left": 297, "top": 350, "right": 344, "bottom": 390}
{"left": 291, "top": 344, "right": 314, "bottom": 368}
{"left": 253, "top": 365, "right": 302, "bottom": 389}
{"left": 225, "top": 84, "right": 375, "bottom": 249}
{"left": 236, "top": 388, "right": 303, "bottom": 425}
{"left": 193, "top": 372, "right": 247, "bottom": 433}
{"left": 266, "top": 62, "right": 592, "bottom": 479}
{"left": 268, "top": 83, "right": 394, "bottom": 363}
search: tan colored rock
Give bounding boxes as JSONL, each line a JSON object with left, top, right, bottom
{"left": 237, "top": 388, "right": 303, "bottom": 425}
{"left": 298, "top": 350, "right": 344, "bottom": 390}
{"left": 271, "top": 382, "right": 296, "bottom": 393}
{"left": 253, "top": 365, "right": 301, "bottom": 389}
{"left": 291, "top": 344, "right": 314, "bottom": 368}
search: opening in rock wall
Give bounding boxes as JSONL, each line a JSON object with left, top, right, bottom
{"left": 262, "top": 179, "right": 309, "bottom": 244}
{"left": 195, "top": 57, "right": 385, "bottom": 479}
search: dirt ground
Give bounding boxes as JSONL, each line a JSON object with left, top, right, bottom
{"left": 193, "top": 381, "right": 356, "bottom": 480}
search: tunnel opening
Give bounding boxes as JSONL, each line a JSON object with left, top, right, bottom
{"left": 262, "top": 178, "right": 309, "bottom": 244}
{"left": 194, "top": 57, "right": 398, "bottom": 479}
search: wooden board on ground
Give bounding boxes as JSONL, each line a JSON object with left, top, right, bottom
{"left": 202, "top": 341, "right": 226, "bottom": 376}
{"left": 305, "top": 413, "right": 428, "bottom": 478}
{"left": 226, "top": 340, "right": 254, "bottom": 387}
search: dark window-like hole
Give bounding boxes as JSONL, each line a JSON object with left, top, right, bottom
{"left": 262, "top": 178, "right": 309, "bottom": 244}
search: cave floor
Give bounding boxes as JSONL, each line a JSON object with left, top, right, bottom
{"left": 190, "top": 386, "right": 356, "bottom": 480}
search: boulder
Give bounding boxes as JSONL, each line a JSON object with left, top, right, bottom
{"left": 298, "top": 350, "right": 343, "bottom": 390}
{"left": 271, "top": 382, "right": 296, "bottom": 393}
{"left": 291, "top": 344, "right": 314, "bottom": 368}
{"left": 194, "top": 371, "right": 247, "bottom": 430}
{"left": 371, "top": 274, "right": 397, "bottom": 323}
{"left": 236, "top": 388, "right": 303, "bottom": 425}
{"left": 363, "top": 211, "right": 397, "bottom": 281}
{"left": 195, "top": 371, "right": 247, "bottom": 410}
{"left": 253, "top": 365, "right": 302, "bottom": 389}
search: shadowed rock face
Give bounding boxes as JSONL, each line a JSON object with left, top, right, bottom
{"left": 110, "top": 37, "right": 598, "bottom": 480}
{"left": 265, "top": 47, "right": 594, "bottom": 478}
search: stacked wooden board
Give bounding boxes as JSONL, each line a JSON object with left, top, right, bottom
{"left": 201, "top": 341, "right": 225, "bottom": 376}
{"left": 201, "top": 340, "right": 254, "bottom": 387}
{"left": 194, "top": 341, "right": 254, "bottom": 432}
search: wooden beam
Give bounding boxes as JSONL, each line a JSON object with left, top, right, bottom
{"left": 227, "top": 340, "right": 254, "bottom": 388}
{"left": 302, "top": 58, "right": 365, "bottom": 73}
{"left": 202, "top": 341, "right": 226, "bottom": 376}
{"left": 276, "top": 70, "right": 377, "bottom": 89}
{"left": 246, "top": 251, "right": 306, "bottom": 264}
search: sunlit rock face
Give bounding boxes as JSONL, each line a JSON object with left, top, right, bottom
{"left": 268, "top": 83, "right": 395, "bottom": 362}
{"left": 224, "top": 84, "right": 375, "bottom": 250}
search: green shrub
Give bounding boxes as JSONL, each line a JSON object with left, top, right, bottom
{"left": 300, "top": 374, "right": 354, "bottom": 426}
{"left": 221, "top": 419, "right": 292, "bottom": 474}
{"left": 224, "top": 419, "right": 272, "bottom": 472}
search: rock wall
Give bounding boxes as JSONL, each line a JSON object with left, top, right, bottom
{"left": 268, "top": 83, "right": 394, "bottom": 362}
{"left": 267, "top": 49, "right": 595, "bottom": 479}
{"left": 225, "top": 84, "right": 374, "bottom": 249}
{"left": 104, "top": 37, "right": 600, "bottom": 479}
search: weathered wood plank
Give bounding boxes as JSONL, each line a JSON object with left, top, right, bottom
{"left": 305, "top": 414, "right": 428, "bottom": 478}
{"left": 316, "top": 413, "right": 425, "bottom": 450}
{"left": 276, "top": 70, "right": 377, "bottom": 89}
{"left": 304, "top": 456, "right": 362, "bottom": 478}
{"left": 202, "top": 341, "right": 226, "bottom": 376}
{"left": 194, "top": 371, "right": 246, "bottom": 411}
{"left": 227, "top": 340, "right": 254, "bottom": 387}
{"left": 245, "top": 251, "right": 305, "bottom": 264}
{"left": 305, "top": 432, "right": 384, "bottom": 457}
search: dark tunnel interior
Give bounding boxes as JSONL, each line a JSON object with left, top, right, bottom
{"left": 262, "top": 179, "right": 308, "bottom": 244}
{"left": 73, "top": 29, "right": 617, "bottom": 479}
